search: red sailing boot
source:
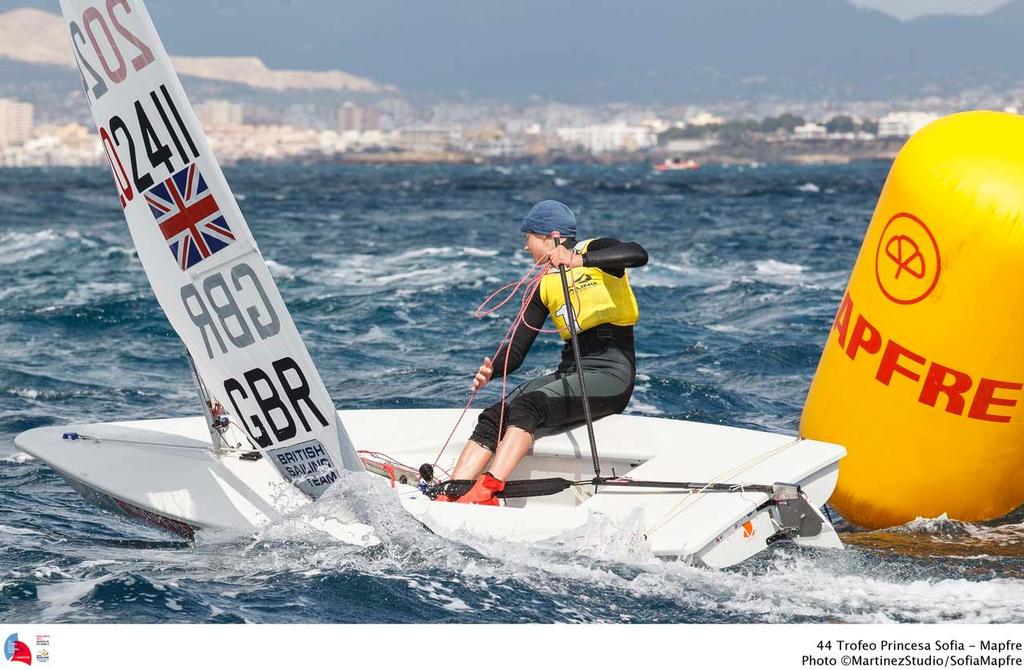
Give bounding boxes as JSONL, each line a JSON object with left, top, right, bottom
{"left": 455, "top": 472, "right": 505, "bottom": 505}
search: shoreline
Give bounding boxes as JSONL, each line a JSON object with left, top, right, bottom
{"left": 0, "top": 141, "right": 906, "bottom": 169}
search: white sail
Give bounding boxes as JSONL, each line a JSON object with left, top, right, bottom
{"left": 57, "top": 0, "right": 363, "bottom": 499}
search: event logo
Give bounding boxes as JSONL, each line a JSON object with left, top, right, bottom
{"left": 33, "top": 635, "right": 48, "bottom": 665}
{"left": 4, "top": 634, "right": 32, "bottom": 666}
{"left": 874, "top": 212, "right": 941, "bottom": 305}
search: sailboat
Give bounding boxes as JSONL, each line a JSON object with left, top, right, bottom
{"left": 14, "top": 0, "right": 845, "bottom": 568}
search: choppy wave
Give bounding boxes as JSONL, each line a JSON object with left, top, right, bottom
{"left": 0, "top": 229, "right": 63, "bottom": 264}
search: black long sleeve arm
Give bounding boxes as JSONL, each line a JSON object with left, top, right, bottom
{"left": 491, "top": 290, "right": 548, "bottom": 376}
{"left": 581, "top": 238, "right": 649, "bottom": 278}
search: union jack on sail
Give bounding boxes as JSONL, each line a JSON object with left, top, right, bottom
{"left": 144, "top": 163, "right": 235, "bottom": 270}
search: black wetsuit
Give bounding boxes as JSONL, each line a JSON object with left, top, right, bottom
{"left": 470, "top": 238, "right": 649, "bottom": 450}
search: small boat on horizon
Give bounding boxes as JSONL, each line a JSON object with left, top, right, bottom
{"left": 653, "top": 157, "right": 700, "bottom": 171}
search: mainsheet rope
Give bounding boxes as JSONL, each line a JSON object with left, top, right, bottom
{"left": 430, "top": 255, "right": 581, "bottom": 470}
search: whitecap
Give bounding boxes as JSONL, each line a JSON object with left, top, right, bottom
{"left": 797, "top": 182, "right": 821, "bottom": 193}
{"left": 36, "top": 576, "right": 110, "bottom": 621}
{"left": 100, "top": 245, "right": 137, "bottom": 258}
{"left": 0, "top": 230, "right": 61, "bottom": 265}
{"left": 395, "top": 246, "right": 455, "bottom": 260}
{"left": 896, "top": 513, "right": 967, "bottom": 535}
{"left": 893, "top": 514, "right": 1024, "bottom": 546}
{"left": 394, "top": 576, "right": 474, "bottom": 612}
{"left": 626, "top": 397, "right": 665, "bottom": 416}
{"left": 461, "top": 247, "right": 499, "bottom": 258}
{"left": 265, "top": 259, "right": 296, "bottom": 280}
{"left": 56, "top": 281, "right": 133, "bottom": 308}
{"left": 351, "top": 324, "right": 395, "bottom": 344}
{"left": 709, "top": 551, "right": 1024, "bottom": 623}
{"left": 5, "top": 388, "right": 40, "bottom": 400}
{"left": 753, "top": 259, "right": 807, "bottom": 281}
{"left": 33, "top": 565, "right": 72, "bottom": 579}
{"left": 0, "top": 452, "right": 35, "bottom": 463}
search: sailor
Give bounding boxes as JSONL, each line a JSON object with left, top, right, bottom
{"left": 447, "top": 200, "right": 648, "bottom": 504}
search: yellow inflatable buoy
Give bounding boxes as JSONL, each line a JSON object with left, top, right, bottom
{"left": 801, "top": 111, "right": 1024, "bottom": 530}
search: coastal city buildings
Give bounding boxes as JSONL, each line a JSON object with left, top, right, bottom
{"left": 1, "top": 122, "right": 100, "bottom": 167}
{"left": 0, "top": 98, "right": 33, "bottom": 148}
{"left": 0, "top": 93, "right": 1018, "bottom": 167}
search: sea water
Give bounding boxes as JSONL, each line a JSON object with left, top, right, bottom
{"left": 1, "top": 161, "right": 1022, "bottom": 623}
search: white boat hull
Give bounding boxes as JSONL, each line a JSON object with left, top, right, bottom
{"left": 15, "top": 409, "right": 844, "bottom": 568}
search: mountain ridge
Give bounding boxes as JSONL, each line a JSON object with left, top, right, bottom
{"left": 0, "top": 8, "right": 392, "bottom": 93}
{"left": 2, "top": 1, "right": 1024, "bottom": 103}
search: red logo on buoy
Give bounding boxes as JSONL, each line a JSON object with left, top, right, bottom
{"left": 875, "top": 213, "right": 941, "bottom": 305}
{"left": 885, "top": 235, "right": 925, "bottom": 279}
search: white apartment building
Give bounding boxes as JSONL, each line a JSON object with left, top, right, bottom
{"left": 793, "top": 122, "right": 827, "bottom": 140}
{"left": 338, "top": 102, "right": 381, "bottom": 133}
{"left": 556, "top": 122, "right": 656, "bottom": 154}
{"left": 688, "top": 111, "right": 726, "bottom": 126}
{"left": 197, "top": 100, "right": 245, "bottom": 128}
{"left": 396, "top": 127, "right": 460, "bottom": 153}
{"left": 0, "top": 98, "right": 33, "bottom": 147}
{"left": 878, "top": 111, "right": 939, "bottom": 138}
{"left": 468, "top": 136, "right": 526, "bottom": 158}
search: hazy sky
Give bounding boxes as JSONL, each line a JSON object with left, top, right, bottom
{"left": 851, "top": 0, "right": 1010, "bottom": 19}
{"left": 0, "top": 0, "right": 1019, "bottom": 101}
{"left": 0, "top": 0, "right": 1013, "bottom": 21}
{"left": 0, "top": 0, "right": 1015, "bottom": 17}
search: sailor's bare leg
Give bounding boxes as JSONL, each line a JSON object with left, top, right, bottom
{"left": 487, "top": 427, "right": 533, "bottom": 481}
{"left": 451, "top": 440, "right": 493, "bottom": 480}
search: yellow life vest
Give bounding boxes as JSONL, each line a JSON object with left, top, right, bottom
{"left": 539, "top": 239, "right": 640, "bottom": 341}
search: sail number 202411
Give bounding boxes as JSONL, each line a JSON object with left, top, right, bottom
{"left": 66, "top": 1, "right": 203, "bottom": 209}
{"left": 99, "top": 85, "right": 201, "bottom": 209}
